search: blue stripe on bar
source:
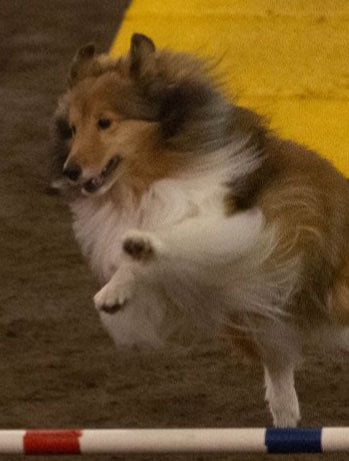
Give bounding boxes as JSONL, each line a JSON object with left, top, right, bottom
{"left": 265, "top": 428, "right": 322, "bottom": 454}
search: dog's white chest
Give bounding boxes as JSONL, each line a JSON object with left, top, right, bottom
{"left": 71, "top": 198, "right": 139, "bottom": 283}
{"left": 70, "top": 177, "right": 227, "bottom": 284}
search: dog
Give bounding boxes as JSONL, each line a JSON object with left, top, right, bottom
{"left": 51, "top": 33, "right": 349, "bottom": 427}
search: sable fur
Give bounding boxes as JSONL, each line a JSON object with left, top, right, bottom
{"left": 51, "top": 34, "right": 349, "bottom": 428}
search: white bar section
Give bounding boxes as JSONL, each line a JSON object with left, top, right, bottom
{"left": 0, "top": 430, "right": 25, "bottom": 454}
{"left": 80, "top": 428, "right": 267, "bottom": 454}
{"left": 321, "top": 427, "right": 349, "bottom": 452}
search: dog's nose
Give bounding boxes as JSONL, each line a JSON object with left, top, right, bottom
{"left": 63, "top": 163, "right": 82, "bottom": 181}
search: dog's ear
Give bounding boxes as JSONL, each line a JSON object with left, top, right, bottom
{"left": 77, "top": 43, "right": 96, "bottom": 59}
{"left": 69, "top": 43, "right": 96, "bottom": 86}
{"left": 129, "top": 33, "right": 156, "bottom": 77}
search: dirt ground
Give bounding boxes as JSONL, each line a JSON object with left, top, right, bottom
{"left": 0, "top": 2, "right": 348, "bottom": 460}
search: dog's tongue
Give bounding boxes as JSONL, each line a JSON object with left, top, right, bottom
{"left": 83, "top": 176, "right": 103, "bottom": 194}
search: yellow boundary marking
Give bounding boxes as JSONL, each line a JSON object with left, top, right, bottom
{"left": 111, "top": 0, "right": 349, "bottom": 175}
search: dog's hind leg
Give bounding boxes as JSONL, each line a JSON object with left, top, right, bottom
{"left": 264, "top": 361, "right": 300, "bottom": 427}
{"left": 261, "top": 325, "right": 302, "bottom": 427}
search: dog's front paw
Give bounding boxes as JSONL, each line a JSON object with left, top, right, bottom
{"left": 94, "top": 276, "right": 134, "bottom": 314}
{"left": 122, "top": 230, "right": 162, "bottom": 262}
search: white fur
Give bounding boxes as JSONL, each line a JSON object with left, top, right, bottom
{"left": 71, "top": 142, "right": 261, "bottom": 282}
{"left": 264, "top": 363, "right": 300, "bottom": 427}
{"left": 70, "top": 141, "right": 307, "bottom": 427}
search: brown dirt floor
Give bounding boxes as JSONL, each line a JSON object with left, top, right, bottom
{"left": 0, "top": 2, "right": 348, "bottom": 460}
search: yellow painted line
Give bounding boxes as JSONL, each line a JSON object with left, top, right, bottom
{"left": 111, "top": 0, "right": 349, "bottom": 175}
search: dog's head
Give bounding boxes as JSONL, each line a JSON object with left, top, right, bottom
{"left": 51, "top": 33, "right": 264, "bottom": 197}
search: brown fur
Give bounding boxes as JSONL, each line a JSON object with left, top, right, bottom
{"left": 261, "top": 138, "right": 349, "bottom": 325}
{"left": 228, "top": 134, "right": 349, "bottom": 329}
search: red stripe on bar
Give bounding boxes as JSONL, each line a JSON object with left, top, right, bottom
{"left": 24, "top": 430, "right": 82, "bottom": 455}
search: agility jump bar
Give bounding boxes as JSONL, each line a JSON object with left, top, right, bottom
{"left": 0, "top": 428, "right": 348, "bottom": 455}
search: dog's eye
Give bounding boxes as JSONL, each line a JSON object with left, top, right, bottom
{"left": 98, "top": 118, "right": 111, "bottom": 130}
{"left": 71, "top": 124, "right": 76, "bottom": 136}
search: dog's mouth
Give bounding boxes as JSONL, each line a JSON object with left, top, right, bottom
{"left": 82, "top": 155, "right": 122, "bottom": 195}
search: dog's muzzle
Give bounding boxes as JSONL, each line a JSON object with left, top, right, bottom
{"left": 82, "top": 155, "right": 122, "bottom": 194}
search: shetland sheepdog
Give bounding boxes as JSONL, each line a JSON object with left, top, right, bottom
{"left": 51, "top": 34, "right": 349, "bottom": 427}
